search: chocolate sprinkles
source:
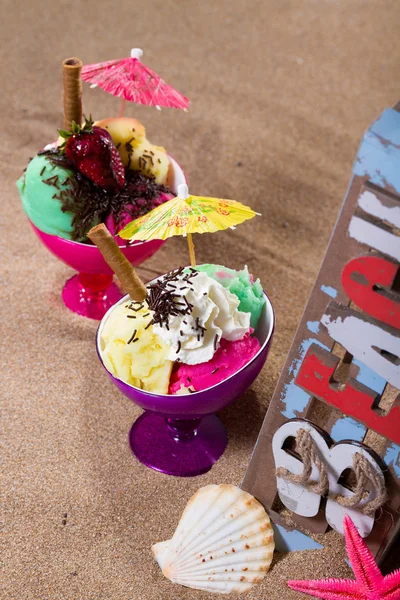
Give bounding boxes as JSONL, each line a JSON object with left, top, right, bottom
{"left": 35, "top": 148, "right": 173, "bottom": 241}
{"left": 43, "top": 174, "right": 60, "bottom": 188}
{"left": 214, "top": 334, "right": 219, "bottom": 351}
{"left": 127, "top": 329, "right": 138, "bottom": 344}
{"left": 127, "top": 302, "right": 145, "bottom": 312}
{"left": 143, "top": 153, "right": 154, "bottom": 166}
{"left": 146, "top": 267, "right": 197, "bottom": 330}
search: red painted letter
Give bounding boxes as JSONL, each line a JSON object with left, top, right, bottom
{"left": 296, "top": 344, "right": 400, "bottom": 444}
{"left": 342, "top": 255, "right": 400, "bottom": 329}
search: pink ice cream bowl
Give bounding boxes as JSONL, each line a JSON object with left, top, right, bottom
{"left": 30, "top": 155, "right": 186, "bottom": 320}
{"left": 96, "top": 287, "right": 275, "bottom": 478}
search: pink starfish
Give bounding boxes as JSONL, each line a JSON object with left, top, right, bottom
{"left": 287, "top": 515, "right": 400, "bottom": 599}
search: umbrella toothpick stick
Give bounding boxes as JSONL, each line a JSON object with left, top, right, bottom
{"left": 187, "top": 232, "right": 196, "bottom": 267}
{"left": 119, "top": 98, "right": 127, "bottom": 117}
{"left": 178, "top": 184, "right": 196, "bottom": 267}
{"left": 119, "top": 49, "right": 143, "bottom": 117}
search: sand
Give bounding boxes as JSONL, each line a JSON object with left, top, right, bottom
{"left": 2, "top": 0, "right": 400, "bottom": 597}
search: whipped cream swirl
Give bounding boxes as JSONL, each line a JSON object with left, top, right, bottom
{"left": 152, "top": 270, "right": 250, "bottom": 365}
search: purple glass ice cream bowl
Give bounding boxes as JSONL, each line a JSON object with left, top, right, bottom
{"left": 96, "top": 287, "right": 274, "bottom": 477}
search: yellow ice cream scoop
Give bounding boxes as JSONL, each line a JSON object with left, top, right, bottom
{"left": 100, "top": 302, "right": 172, "bottom": 394}
{"left": 95, "top": 117, "right": 170, "bottom": 185}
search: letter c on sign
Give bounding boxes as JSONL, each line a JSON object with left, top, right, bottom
{"left": 342, "top": 255, "right": 400, "bottom": 329}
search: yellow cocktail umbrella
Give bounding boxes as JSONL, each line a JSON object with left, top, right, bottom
{"left": 118, "top": 184, "right": 260, "bottom": 266}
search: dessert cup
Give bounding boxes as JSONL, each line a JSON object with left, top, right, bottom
{"left": 96, "top": 284, "right": 274, "bottom": 477}
{"left": 30, "top": 156, "right": 186, "bottom": 319}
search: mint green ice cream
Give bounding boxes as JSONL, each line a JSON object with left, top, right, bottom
{"left": 17, "top": 154, "right": 79, "bottom": 240}
{"left": 195, "top": 264, "right": 266, "bottom": 329}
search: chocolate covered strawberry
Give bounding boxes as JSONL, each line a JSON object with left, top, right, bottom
{"left": 59, "top": 117, "right": 125, "bottom": 192}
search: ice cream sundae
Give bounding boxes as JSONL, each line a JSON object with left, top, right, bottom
{"left": 17, "top": 116, "right": 175, "bottom": 243}
{"left": 99, "top": 265, "right": 266, "bottom": 394}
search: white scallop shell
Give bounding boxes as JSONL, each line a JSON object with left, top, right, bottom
{"left": 152, "top": 484, "right": 274, "bottom": 594}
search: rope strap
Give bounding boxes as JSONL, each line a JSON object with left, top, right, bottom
{"left": 276, "top": 429, "right": 329, "bottom": 496}
{"left": 335, "top": 452, "right": 387, "bottom": 516}
{"left": 276, "top": 430, "right": 387, "bottom": 515}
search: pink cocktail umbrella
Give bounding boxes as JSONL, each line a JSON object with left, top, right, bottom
{"left": 81, "top": 48, "right": 189, "bottom": 116}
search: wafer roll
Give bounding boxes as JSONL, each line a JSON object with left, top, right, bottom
{"left": 88, "top": 224, "right": 147, "bottom": 301}
{"left": 62, "top": 57, "right": 82, "bottom": 130}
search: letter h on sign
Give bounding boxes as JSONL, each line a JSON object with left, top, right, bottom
{"left": 242, "top": 104, "right": 400, "bottom": 564}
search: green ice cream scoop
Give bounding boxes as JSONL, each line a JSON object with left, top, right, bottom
{"left": 17, "top": 154, "right": 80, "bottom": 241}
{"left": 195, "top": 264, "right": 266, "bottom": 329}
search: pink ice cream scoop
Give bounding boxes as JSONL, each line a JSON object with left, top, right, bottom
{"left": 105, "top": 190, "right": 174, "bottom": 235}
{"left": 169, "top": 332, "right": 261, "bottom": 394}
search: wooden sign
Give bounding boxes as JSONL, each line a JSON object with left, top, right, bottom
{"left": 242, "top": 104, "right": 400, "bottom": 563}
